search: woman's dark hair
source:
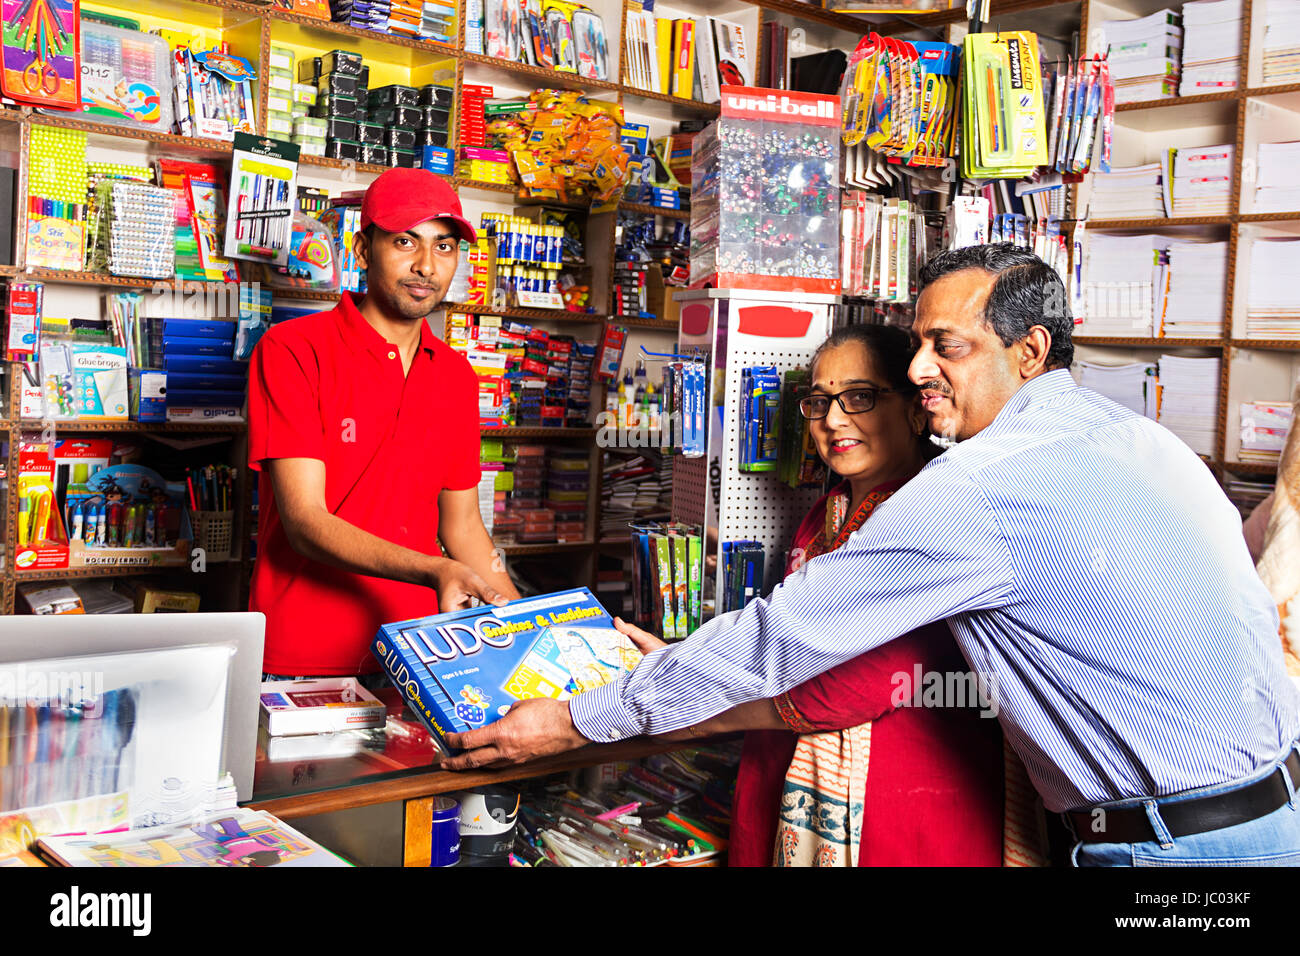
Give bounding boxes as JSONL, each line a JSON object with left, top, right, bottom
{"left": 809, "top": 322, "right": 919, "bottom": 396}
{"left": 918, "top": 242, "right": 1074, "bottom": 370}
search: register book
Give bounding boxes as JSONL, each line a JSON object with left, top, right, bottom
{"left": 372, "top": 588, "right": 643, "bottom": 754}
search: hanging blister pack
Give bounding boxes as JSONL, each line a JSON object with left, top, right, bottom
{"left": 572, "top": 10, "right": 608, "bottom": 80}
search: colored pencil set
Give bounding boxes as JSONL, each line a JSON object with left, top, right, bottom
{"left": 233, "top": 172, "right": 292, "bottom": 259}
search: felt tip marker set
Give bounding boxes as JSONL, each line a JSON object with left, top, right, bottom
{"left": 224, "top": 133, "right": 300, "bottom": 267}
{"left": 721, "top": 541, "right": 765, "bottom": 613}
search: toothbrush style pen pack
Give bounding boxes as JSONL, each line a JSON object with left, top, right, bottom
{"left": 372, "top": 588, "right": 643, "bottom": 754}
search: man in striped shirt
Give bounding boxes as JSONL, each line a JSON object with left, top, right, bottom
{"left": 445, "top": 244, "right": 1300, "bottom": 866}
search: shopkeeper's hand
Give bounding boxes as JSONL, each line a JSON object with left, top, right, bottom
{"left": 613, "top": 617, "right": 668, "bottom": 655}
{"left": 441, "top": 698, "right": 589, "bottom": 770}
{"left": 428, "top": 556, "right": 508, "bottom": 611}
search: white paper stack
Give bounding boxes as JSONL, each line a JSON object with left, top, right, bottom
{"left": 1102, "top": 9, "right": 1183, "bottom": 102}
{"left": 1263, "top": 0, "right": 1300, "bottom": 83}
{"left": 1074, "top": 361, "right": 1158, "bottom": 417}
{"left": 1171, "top": 144, "right": 1233, "bottom": 216}
{"left": 1238, "top": 400, "right": 1294, "bottom": 462}
{"left": 1254, "top": 141, "right": 1300, "bottom": 212}
{"left": 1088, "top": 163, "right": 1166, "bottom": 219}
{"left": 1079, "top": 233, "right": 1161, "bottom": 336}
{"left": 1246, "top": 237, "right": 1300, "bottom": 338}
{"left": 1178, "top": 0, "right": 1242, "bottom": 94}
{"left": 1161, "top": 238, "right": 1228, "bottom": 337}
{"left": 1157, "top": 354, "right": 1221, "bottom": 456}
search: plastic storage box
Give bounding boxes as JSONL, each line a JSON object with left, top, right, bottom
{"left": 77, "top": 21, "right": 174, "bottom": 131}
{"left": 690, "top": 86, "right": 841, "bottom": 295}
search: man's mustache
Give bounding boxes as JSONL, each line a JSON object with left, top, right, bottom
{"left": 918, "top": 381, "right": 952, "bottom": 396}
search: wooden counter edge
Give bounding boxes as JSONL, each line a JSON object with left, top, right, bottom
{"left": 244, "top": 734, "right": 734, "bottom": 821}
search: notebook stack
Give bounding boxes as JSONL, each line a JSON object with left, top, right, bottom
{"left": 1157, "top": 354, "right": 1221, "bottom": 456}
{"left": 1170, "top": 144, "right": 1233, "bottom": 216}
{"left": 1102, "top": 9, "right": 1182, "bottom": 103}
{"left": 1078, "top": 233, "right": 1160, "bottom": 337}
{"left": 1253, "top": 141, "right": 1300, "bottom": 213}
{"left": 1074, "top": 361, "right": 1158, "bottom": 418}
{"left": 1161, "top": 239, "right": 1228, "bottom": 338}
{"left": 1178, "top": 0, "right": 1242, "bottom": 94}
{"left": 1087, "top": 163, "right": 1166, "bottom": 219}
{"left": 1238, "top": 401, "right": 1293, "bottom": 464}
{"left": 1263, "top": 0, "right": 1300, "bottom": 83}
{"left": 1246, "top": 237, "right": 1300, "bottom": 338}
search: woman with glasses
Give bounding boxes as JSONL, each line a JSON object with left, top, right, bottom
{"left": 618, "top": 324, "right": 1031, "bottom": 866}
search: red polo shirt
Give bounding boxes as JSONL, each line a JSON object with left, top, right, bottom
{"left": 248, "top": 293, "right": 481, "bottom": 675}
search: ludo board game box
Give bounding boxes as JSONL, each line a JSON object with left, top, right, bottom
{"left": 372, "top": 588, "right": 643, "bottom": 754}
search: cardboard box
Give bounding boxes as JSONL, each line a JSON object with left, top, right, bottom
{"left": 259, "top": 678, "right": 387, "bottom": 736}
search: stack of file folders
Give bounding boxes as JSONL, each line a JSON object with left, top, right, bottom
{"left": 1253, "top": 141, "right": 1300, "bottom": 213}
{"left": 1178, "top": 0, "right": 1242, "bottom": 94}
{"left": 1161, "top": 239, "right": 1228, "bottom": 338}
{"left": 1246, "top": 237, "right": 1300, "bottom": 338}
{"left": 1102, "top": 8, "right": 1182, "bottom": 102}
{"left": 1088, "top": 163, "right": 1165, "bottom": 219}
{"left": 1156, "top": 354, "right": 1220, "bottom": 456}
{"left": 1263, "top": 0, "right": 1300, "bottom": 83}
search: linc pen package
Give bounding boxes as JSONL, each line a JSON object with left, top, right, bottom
{"left": 372, "top": 588, "right": 642, "bottom": 754}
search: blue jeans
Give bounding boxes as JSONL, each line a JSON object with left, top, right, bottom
{"left": 1071, "top": 742, "right": 1300, "bottom": 867}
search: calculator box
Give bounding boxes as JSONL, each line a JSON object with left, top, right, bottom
{"left": 162, "top": 355, "right": 245, "bottom": 375}
{"left": 161, "top": 319, "right": 238, "bottom": 342}
{"left": 161, "top": 336, "right": 232, "bottom": 356}
{"left": 77, "top": 22, "right": 174, "bottom": 132}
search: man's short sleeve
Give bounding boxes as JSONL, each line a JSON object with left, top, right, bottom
{"left": 442, "top": 354, "right": 481, "bottom": 490}
{"left": 248, "top": 335, "right": 326, "bottom": 471}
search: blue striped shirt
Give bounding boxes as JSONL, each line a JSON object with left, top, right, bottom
{"left": 570, "top": 369, "right": 1300, "bottom": 812}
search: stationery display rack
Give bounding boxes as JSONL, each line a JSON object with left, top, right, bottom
{"left": 1072, "top": 0, "right": 1300, "bottom": 482}
{"left": 3, "top": 0, "right": 1286, "bottom": 621}
{"left": 0, "top": 0, "right": 1008, "bottom": 616}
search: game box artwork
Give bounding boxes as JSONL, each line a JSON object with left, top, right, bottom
{"left": 372, "top": 588, "right": 643, "bottom": 754}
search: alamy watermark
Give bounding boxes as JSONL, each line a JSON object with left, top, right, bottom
{"left": 0, "top": 665, "right": 105, "bottom": 709}
{"left": 890, "top": 663, "right": 999, "bottom": 718}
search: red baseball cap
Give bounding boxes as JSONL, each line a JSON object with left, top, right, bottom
{"left": 359, "top": 167, "right": 476, "bottom": 243}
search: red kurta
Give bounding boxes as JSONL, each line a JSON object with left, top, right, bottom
{"left": 728, "top": 482, "right": 1005, "bottom": 866}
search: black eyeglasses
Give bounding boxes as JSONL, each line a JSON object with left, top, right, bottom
{"left": 798, "top": 386, "right": 897, "bottom": 420}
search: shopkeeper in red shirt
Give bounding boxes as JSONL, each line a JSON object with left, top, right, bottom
{"left": 248, "top": 168, "right": 517, "bottom": 677}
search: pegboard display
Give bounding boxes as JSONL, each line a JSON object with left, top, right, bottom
{"left": 715, "top": 346, "right": 825, "bottom": 597}
{"left": 670, "top": 290, "right": 835, "bottom": 619}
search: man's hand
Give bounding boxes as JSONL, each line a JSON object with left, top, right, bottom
{"left": 441, "top": 698, "right": 589, "bottom": 770}
{"left": 613, "top": 616, "right": 668, "bottom": 655}
{"left": 428, "top": 556, "right": 508, "bottom": 611}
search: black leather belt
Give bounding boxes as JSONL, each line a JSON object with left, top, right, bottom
{"left": 1066, "top": 750, "right": 1300, "bottom": 844}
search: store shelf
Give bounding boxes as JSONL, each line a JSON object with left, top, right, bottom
{"left": 27, "top": 113, "right": 235, "bottom": 157}
{"left": 1222, "top": 461, "right": 1280, "bottom": 475}
{"left": 246, "top": 733, "right": 730, "bottom": 820}
{"left": 11, "top": 419, "right": 246, "bottom": 433}
{"left": 12, "top": 563, "right": 215, "bottom": 583}
{"left": 459, "top": 50, "right": 622, "bottom": 95}
{"left": 619, "top": 202, "right": 690, "bottom": 220}
{"left": 1073, "top": 336, "right": 1225, "bottom": 347}
{"left": 444, "top": 302, "right": 606, "bottom": 322}
{"left": 1086, "top": 216, "right": 1234, "bottom": 228}
{"left": 496, "top": 540, "right": 594, "bottom": 555}
{"left": 1238, "top": 212, "right": 1300, "bottom": 222}
{"left": 1116, "top": 90, "right": 1240, "bottom": 112}
{"left": 1230, "top": 338, "right": 1300, "bottom": 350}
{"left": 613, "top": 316, "right": 680, "bottom": 330}
{"left": 619, "top": 86, "right": 721, "bottom": 119}
{"left": 11, "top": 268, "right": 236, "bottom": 292}
{"left": 480, "top": 427, "right": 598, "bottom": 439}
{"left": 265, "top": 4, "right": 457, "bottom": 58}
{"left": 1245, "top": 83, "right": 1300, "bottom": 98}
